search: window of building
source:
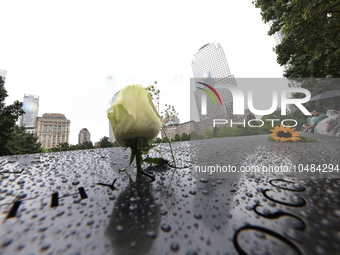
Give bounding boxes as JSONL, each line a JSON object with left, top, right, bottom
{"left": 58, "top": 126, "right": 61, "bottom": 132}
{"left": 44, "top": 125, "right": 47, "bottom": 132}
{"left": 49, "top": 125, "right": 52, "bottom": 132}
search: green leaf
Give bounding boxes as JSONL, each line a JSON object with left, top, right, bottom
{"left": 143, "top": 157, "right": 169, "bottom": 165}
{"left": 268, "top": 136, "right": 319, "bottom": 142}
{"left": 298, "top": 136, "right": 319, "bottom": 142}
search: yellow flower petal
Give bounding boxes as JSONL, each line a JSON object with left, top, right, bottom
{"left": 269, "top": 125, "right": 301, "bottom": 142}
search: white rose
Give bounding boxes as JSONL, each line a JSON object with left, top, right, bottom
{"left": 107, "top": 84, "right": 162, "bottom": 148}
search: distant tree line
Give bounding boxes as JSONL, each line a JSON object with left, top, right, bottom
{"left": 47, "top": 136, "right": 119, "bottom": 152}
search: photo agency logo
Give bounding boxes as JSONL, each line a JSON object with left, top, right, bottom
{"left": 196, "top": 82, "right": 223, "bottom": 114}
{"left": 194, "top": 79, "right": 312, "bottom": 128}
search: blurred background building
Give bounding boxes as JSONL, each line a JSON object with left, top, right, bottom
{"left": 18, "top": 94, "right": 39, "bottom": 134}
{"left": 78, "top": 128, "right": 91, "bottom": 144}
{"left": 191, "top": 42, "right": 246, "bottom": 135}
{"left": 35, "top": 113, "right": 70, "bottom": 149}
{"left": 0, "top": 69, "right": 7, "bottom": 81}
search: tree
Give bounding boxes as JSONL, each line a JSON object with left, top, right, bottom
{"left": 213, "top": 126, "right": 219, "bottom": 137}
{"left": 5, "top": 125, "right": 43, "bottom": 155}
{"left": 78, "top": 141, "right": 95, "bottom": 150}
{"left": 58, "top": 142, "right": 71, "bottom": 151}
{"left": 259, "top": 108, "right": 283, "bottom": 134}
{"left": 204, "top": 129, "right": 214, "bottom": 139}
{"left": 293, "top": 78, "right": 340, "bottom": 110}
{"left": 99, "top": 136, "right": 114, "bottom": 148}
{"left": 181, "top": 132, "right": 190, "bottom": 141}
{"left": 174, "top": 134, "right": 181, "bottom": 141}
{"left": 190, "top": 131, "right": 202, "bottom": 140}
{"left": 0, "top": 77, "right": 25, "bottom": 156}
{"left": 49, "top": 142, "right": 71, "bottom": 152}
{"left": 253, "top": 0, "right": 340, "bottom": 78}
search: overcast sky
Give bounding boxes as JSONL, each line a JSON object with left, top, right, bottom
{"left": 1, "top": 0, "right": 284, "bottom": 145}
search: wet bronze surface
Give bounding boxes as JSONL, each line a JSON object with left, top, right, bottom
{"left": 0, "top": 133, "right": 339, "bottom": 254}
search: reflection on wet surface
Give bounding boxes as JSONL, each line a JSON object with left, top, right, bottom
{"left": 106, "top": 178, "right": 160, "bottom": 255}
{"left": 0, "top": 134, "right": 339, "bottom": 254}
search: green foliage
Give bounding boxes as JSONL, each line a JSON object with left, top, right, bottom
{"left": 77, "top": 141, "right": 95, "bottom": 150}
{"left": 58, "top": 142, "right": 71, "bottom": 151}
{"left": 253, "top": 0, "right": 340, "bottom": 78}
{"left": 180, "top": 132, "right": 190, "bottom": 141}
{"left": 214, "top": 124, "right": 260, "bottom": 138}
{"left": 48, "top": 141, "right": 96, "bottom": 152}
{"left": 99, "top": 136, "right": 115, "bottom": 148}
{"left": 268, "top": 136, "right": 319, "bottom": 142}
{"left": 293, "top": 78, "right": 340, "bottom": 110}
{"left": 48, "top": 142, "right": 71, "bottom": 152}
{"left": 204, "top": 129, "right": 214, "bottom": 139}
{"left": 174, "top": 134, "right": 181, "bottom": 142}
{"left": 5, "top": 125, "right": 43, "bottom": 155}
{"left": 143, "top": 157, "right": 169, "bottom": 165}
{"left": 258, "top": 108, "right": 282, "bottom": 134}
{"left": 0, "top": 77, "right": 31, "bottom": 156}
{"left": 190, "top": 131, "right": 202, "bottom": 140}
{"left": 236, "top": 125, "right": 260, "bottom": 136}
{"left": 246, "top": 113, "right": 256, "bottom": 121}
{"left": 213, "top": 126, "right": 219, "bottom": 137}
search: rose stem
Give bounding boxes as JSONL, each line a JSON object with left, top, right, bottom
{"left": 135, "top": 148, "right": 142, "bottom": 172}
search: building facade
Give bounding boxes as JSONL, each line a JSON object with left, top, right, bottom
{"left": 191, "top": 42, "right": 245, "bottom": 134}
{"left": 162, "top": 121, "right": 198, "bottom": 140}
{"left": 162, "top": 125, "right": 177, "bottom": 140}
{"left": 78, "top": 128, "right": 91, "bottom": 144}
{"left": 18, "top": 94, "right": 40, "bottom": 133}
{"left": 35, "top": 113, "right": 71, "bottom": 149}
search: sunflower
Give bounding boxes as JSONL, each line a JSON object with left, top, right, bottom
{"left": 270, "top": 125, "right": 302, "bottom": 142}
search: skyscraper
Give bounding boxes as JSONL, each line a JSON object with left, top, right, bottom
{"left": 0, "top": 70, "right": 7, "bottom": 81}
{"left": 19, "top": 94, "right": 39, "bottom": 133}
{"left": 78, "top": 128, "right": 91, "bottom": 144}
{"left": 191, "top": 42, "right": 242, "bottom": 134}
{"left": 35, "top": 113, "right": 71, "bottom": 149}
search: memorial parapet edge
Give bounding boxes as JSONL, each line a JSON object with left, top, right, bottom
{"left": 0, "top": 133, "right": 339, "bottom": 254}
